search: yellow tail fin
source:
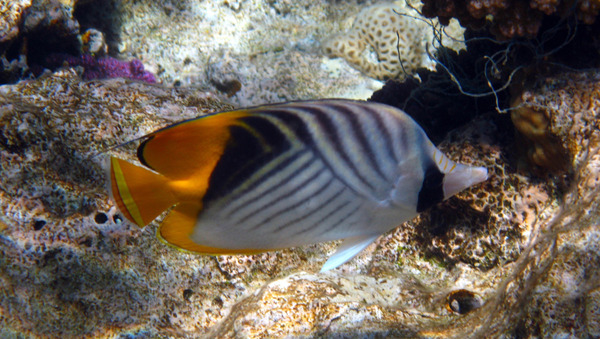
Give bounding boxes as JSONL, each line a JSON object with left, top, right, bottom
{"left": 109, "top": 157, "right": 177, "bottom": 227}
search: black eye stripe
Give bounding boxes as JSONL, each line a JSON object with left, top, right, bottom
{"left": 417, "top": 163, "right": 445, "bottom": 212}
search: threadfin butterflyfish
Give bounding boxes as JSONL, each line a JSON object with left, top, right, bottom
{"left": 109, "top": 99, "right": 488, "bottom": 272}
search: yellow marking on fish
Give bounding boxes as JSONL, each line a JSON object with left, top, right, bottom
{"left": 111, "top": 157, "right": 146, "bottom": 227}
{"left": 449, "top": 162, "right": 457, "bottom": 173}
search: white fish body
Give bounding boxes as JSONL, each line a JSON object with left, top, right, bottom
{"left": 109, "top": 99, "right": 488, "bottom": 271}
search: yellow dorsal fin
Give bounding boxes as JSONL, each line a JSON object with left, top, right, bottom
{"left": 157, "top": 203, "right": 265, "bottom": 255}
{"left": 110, "top": 157, "right": 177, "bottom": 227}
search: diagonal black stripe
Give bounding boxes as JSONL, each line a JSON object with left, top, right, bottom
{"left": 292, "top": 186, "right": 348, "bottom": 236}
{"left": 317, "top": 202, "right": 360, "bottom": 236}
{"left": 271, "top": 176, "right": 337, "bottom": 233}
{"left": 227, "top": 148, "right": 309, "bottom": 207}
{"left": 260, "top": 109, "right": 314, "bottom": 146}
{"left": 230, "top": 150, "right": 313, "bottom": 216}
{"left": 360, "top": 105, "right": 397, "bottom": 163}
{"left": 295, "top": 105, "right": 376, "bottom": 191}
{"left": 262, "top": 108, "right": 368, "bottom": 199}
{"left": 322, "top": 102, "right": 388, "bottom": 181}
{"left": 203, "top": 116, "right": 290, "bottom": 204}
{"left": 243, "top": 165, "right": 326, "bottom": 229}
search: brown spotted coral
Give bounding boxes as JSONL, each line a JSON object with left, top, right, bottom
{"left": 421, "top": 0, "right": 600, "bottom": 40}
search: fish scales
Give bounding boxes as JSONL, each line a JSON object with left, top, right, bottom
{"left": 109, "top": 99, "right": 488, "bottom": 271}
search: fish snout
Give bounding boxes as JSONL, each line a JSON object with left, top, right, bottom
{"left": 442, "top": 164, "right": 488, "bottom": 199}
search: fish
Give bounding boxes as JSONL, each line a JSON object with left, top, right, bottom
{"left": 109, "top": 99, "right": 488, "bottom": 272}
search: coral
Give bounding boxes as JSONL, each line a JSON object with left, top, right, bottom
{"left": 45, "top": 53, "right": 157, "bottom": 82}
{"left": 510, "top": 95, "right": 569, "bottom": 173}
{"left": 0, "top": 70, "right": 234, "bottom": 336}
{"left": 1, "top": 68, "right": 600, "bottom": 337}
{"left": 209, "top": 273, "right": 436, "bottom": 337}
{"left": 0, "top": 0, "right": 31, "bottom": 44}
{"left": 113, "top": 0, "right": 381, "bottom": 103}
{"left": 368, "top": 28, "right": 510, "bottom": 143}
{"left": 322, "top": 3, "right": 429, "bottom": 80}
{"left": 80, "top": 28, "right": 108, "bottom": 56}
{"left": 206, "top": 49, "right": 377, "bottom": 106}
{"left": 21, "top": 0, "right": 80, "bottom": 36}
{"left": 322, "top": 2, "right": 464, "bottom": 81}
{"left": 0, "top": 55, "right": 30, "bottom": 84}
{"left": 421, "top": 0, "right": 600, "bottom": 40}
{"left": 0, "top": 0, "right": 81, "bottom": 84}
{"left": 577, "top": 0, "right": 600, "bottom": 24}
{"left": 514, "top": 70, "right": 600, "bottom": 177}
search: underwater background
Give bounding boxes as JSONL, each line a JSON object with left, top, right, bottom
{"left": 1, "top": 0, "right": 600, "bottom": 337}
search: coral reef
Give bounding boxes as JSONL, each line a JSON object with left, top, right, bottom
{"left": 322, "top": 2, "right": 464, "bottom": 81}
{"left": 421, "top": 0, "right": 600, "bottom": 40}
{"left": 1, "top": 1, "right": 599, "bottom": 337}
{"left": 0, "top": 0, "right": 31, "bottom": 44}
{"left": 0, "top": 0, "right": 81, "bottom": 83}
{"left": 1, "top": 64, "right": 599, "bottom": 337}
{"left": 369, "top": 28, "right": 507, "bottom": 143}
{"left": 2, "top": 0, "right": 414, "bottom": 102}
{"left": 205, "top": 49, "right": 381, "bottom": 107}
{"left": 510, "top": 94, "right": 569, "bottom": 173}
{"left": 45, "top": 53, "right": 156, "bottom": 82}
{"left": 513, "top": 70, "right": 600, "bottom": 176}
{"left": 370, "top": 6, "right": 600, "bottom": 145}
{"left": 114, "top": 0, "right": 387, "bottom": 104}
{"left": 321, "top": 2, "right": 431, "bottom": 81}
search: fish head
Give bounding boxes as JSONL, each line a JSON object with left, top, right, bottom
{"left": 441, "top": 162, "right": 488, "bottom": 200}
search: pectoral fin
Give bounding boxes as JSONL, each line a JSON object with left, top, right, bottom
{"left": 320, "top": 234, "right": 380, "bottom": 272}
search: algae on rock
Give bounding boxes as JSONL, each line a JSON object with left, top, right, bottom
{"left": 1, "top": 68, "right": 600, "bottom": 337}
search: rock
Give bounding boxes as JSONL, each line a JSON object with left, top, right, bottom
{"left": 0, "top": 69, "right": 599, "bottom": 337}
{"left": 0, "top": 0, "right": 31, "bottom": 44}
{"left": 321, "top": 2, "right": 464, "bottom": 81}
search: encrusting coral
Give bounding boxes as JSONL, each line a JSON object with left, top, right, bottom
{"left": 45, "top": 53, "right": 156, "bottom": 82}
{"left": 322, "top": 3, "right": 427, "bottom": 81}
{"left": 322, "top": 2, "right": 464, "bottom": 81}
{"left": 0, "top": 0, "right": 30, "bottom": 44}
{"left": 1, "top": 1, "right": 600, "bottom": 336}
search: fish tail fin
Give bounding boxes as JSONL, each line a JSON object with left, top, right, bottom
{"left": 109, "top": 156, "right": 177, "bottom": 227}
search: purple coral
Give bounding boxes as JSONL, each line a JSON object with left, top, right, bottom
{"left": 46, "top": 53, "right": 156, "bottom": 83}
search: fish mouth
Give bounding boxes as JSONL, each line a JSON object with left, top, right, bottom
{"left": 443, "top": 165, "right": 488, "bottom": 199}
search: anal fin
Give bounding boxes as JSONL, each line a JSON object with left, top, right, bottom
{"left": 158, "top": 203, "right": 265, "bottom": 255}
{"left": 320, "top": 234, "right": 380, "bottom": 272}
